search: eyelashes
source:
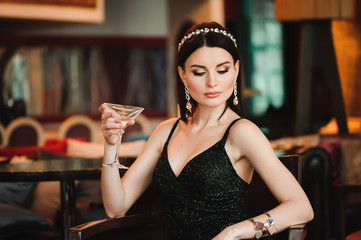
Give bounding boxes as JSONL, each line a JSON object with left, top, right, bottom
{"left": 193, "top": 72, "right": 206, "bottom": 76}
{"left": 192, "top": 69, "right": 229, "bottom": 76}
{"left": 218, "top": 69, "right": 229, "bottom": 74}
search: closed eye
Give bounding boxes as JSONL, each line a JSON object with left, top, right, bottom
{"left": 193, "top": 71, "right": 206, "bottom": 76}
{"left": 218, "top": 69, "right": 229, "bottom": 74}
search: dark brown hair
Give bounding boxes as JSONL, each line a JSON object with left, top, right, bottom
{"left": 176, "top": 21, "right": 245, "bottom": 123}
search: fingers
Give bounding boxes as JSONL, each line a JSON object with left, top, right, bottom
{"left": 99, "top": 105, "right": 127, "bottom": 145}
{"left": 103, "top": 128, "right": 125, "bottom": 139}
{"left": 101, "top": 111, "right": 114, "bottom": 123}
{"left": 98, "top": 103, "right": 106, "bottom": 113}
{"left": 101, "top": 115, "right": 126, "bottom": 133}
{"left": 128, "top": 119, "right": 135, "bottom": 126}
{"left": 101, "top": 123, "right": 125, "bottom": 145}
{"left": 98, "top": 104, "right": 138, "bottom": 145}
{"left": 102, "top": 120, "right": 126, "bottom": 132}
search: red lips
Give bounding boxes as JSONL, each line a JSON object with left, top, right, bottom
{"left": 204, "top": 91, "right": 221, "bottom": 98}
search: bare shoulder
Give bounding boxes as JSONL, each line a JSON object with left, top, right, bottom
{"left": 228, "top": 118, "right": 271, "bottom": 154}
{"left": 229, "top": 118, "right": 263, "bottom": 138}
{"left": 147, "top": 118, "right": 180, "bottom": 145}
{"left": 135, "top": 118, "right": 180, "bottom": 160}
{"left": 152, "top": 118, "right": 179, "bottom": 136}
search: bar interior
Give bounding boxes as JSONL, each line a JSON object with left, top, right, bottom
{"left": 0, "top": 0, "right": 360, "bottom": 240}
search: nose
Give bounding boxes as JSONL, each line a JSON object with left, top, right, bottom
{"left": 206, "top": 73, "right": 217, "bottom": 87}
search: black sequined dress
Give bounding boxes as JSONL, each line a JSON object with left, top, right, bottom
{"left": 152, "top": 118, "right": 249, "bottom": 240}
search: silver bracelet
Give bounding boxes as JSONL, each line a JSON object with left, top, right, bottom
{"left": 102, "top": 163, "right": 116, "bottom": 167}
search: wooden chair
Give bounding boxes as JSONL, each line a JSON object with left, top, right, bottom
{"left": 69, "top": 155, "right": 307, "bottom": 240}
{"left": 0, "top": 123, "right": 5, "bottom": 147}
{"left": 245, "top": 155, "right": 306, "bottom": 240}
{"left": 5, "top": 117, "right": 45, "bottom": 147}
{"left": 335, "top": 184, "right": 361, "bottom": 240}
{"left": 58, "top": 115, "right": 100, "bottom": 142}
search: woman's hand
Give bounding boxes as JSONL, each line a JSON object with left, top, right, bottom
{"left": 212, "top": 220, "right": 255, "bottom": 240}
{"left": 212, "top": 225, "right": 241, "bottom": 240}
{"left": 98, "top": 103, "right": 135, "bottom": 145}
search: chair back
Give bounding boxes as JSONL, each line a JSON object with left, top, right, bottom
{"left": 58, "top": 115, "right": 99, "bottom": 142}
{"left": 246, "top": 154, "right": 301, "bottom": 240}
{"left": 6, "top": 117, "right": 45, "bottom": 147}
{"left": 0, "top": 123, "right": 5, "bottom": 147}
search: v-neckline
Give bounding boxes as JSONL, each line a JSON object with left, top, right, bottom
{"left": 163, "top": 117, "right": 242, "bottom": 179}
{"left": 166, "top": 138, "right": 223, "bottom": 179}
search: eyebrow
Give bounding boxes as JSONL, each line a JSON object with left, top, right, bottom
{"left": 190, "top": 61, "right": 232, "bottom": 69}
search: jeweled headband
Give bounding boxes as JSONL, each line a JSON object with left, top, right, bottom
{"left": 177, "top": 27, "right": 237, "bottom": 52}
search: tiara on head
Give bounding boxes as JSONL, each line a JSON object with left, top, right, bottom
{"left": 177, "top": 27, "right": 237, "bottom": 52}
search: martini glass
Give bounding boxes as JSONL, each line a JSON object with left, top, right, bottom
{"left": 103, "top": 103, "right": 144, "bottom": 169}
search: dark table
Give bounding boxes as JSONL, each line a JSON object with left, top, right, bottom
{"left": 0, "top": 158, "right": 128, "bottom": 240}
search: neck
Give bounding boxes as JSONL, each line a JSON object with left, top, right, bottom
{"left": 190, "top": 104, "right": 228, "bottom": 128}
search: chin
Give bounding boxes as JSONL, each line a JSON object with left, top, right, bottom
{"left": 200, "top": 101, "right": 226, "bottom": 108}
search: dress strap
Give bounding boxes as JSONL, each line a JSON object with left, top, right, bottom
{"left": 165, "top": 118, "right": 181, "bottom": 144}
{"left": 220, "top": 118, "right": 242, "bottom": 143}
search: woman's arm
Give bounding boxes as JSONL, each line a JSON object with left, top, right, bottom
{"left": 214, "top": 119, "right": 313, "bottom": 239}
{"left": 101, "top": 130, "right": 161, "bottom": 218}
{"left": 99, "top": 104, "right": 176, "bottom": 218}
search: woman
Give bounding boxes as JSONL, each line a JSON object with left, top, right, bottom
{"left": 99, "top": 21, "right": 313, "bottom": 240}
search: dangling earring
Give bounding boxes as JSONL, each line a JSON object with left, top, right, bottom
{"left": 185, "top": 86, "right": 192, "bottom": 113}
{"left": 233, "top": 81, "right": 239, "bottom": 105}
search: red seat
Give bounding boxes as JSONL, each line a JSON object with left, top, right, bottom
{"left": 347, "top": 229, "right": 361, "bottom": 240}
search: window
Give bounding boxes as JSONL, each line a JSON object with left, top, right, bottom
{"left": 249, "top": 0, "right": 284, "bottom": 116}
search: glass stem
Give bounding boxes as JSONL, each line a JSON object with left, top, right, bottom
{"left": 114, "top": 133, "right": 123, "bottom": 165}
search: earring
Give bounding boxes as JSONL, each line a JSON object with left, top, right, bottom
{"left": 185, "top": 86, "right": 192, "bottom": 113}
{"left": 233, "top": 82, "right": 239, "bottom": 105}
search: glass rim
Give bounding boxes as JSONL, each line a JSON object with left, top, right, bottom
{"left": 104, "top": 102, "right": 144, "bottom": 111}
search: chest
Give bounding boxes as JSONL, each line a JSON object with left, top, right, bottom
{"left": 167, "top": 126, "right": 227, "bottom": 175}
{"left": 155, "top": 142, "right": 245, "bottom": 196}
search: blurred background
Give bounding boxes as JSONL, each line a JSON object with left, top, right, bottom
{"left": 0, "top": 0, "right": 359, "bottom": 140}
{"left": 1, "top": 1, "right": 361, "bottom": 240}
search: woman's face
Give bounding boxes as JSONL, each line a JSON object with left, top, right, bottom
{"left": 178, "top": 46, "right": 239, "bottom": 109}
